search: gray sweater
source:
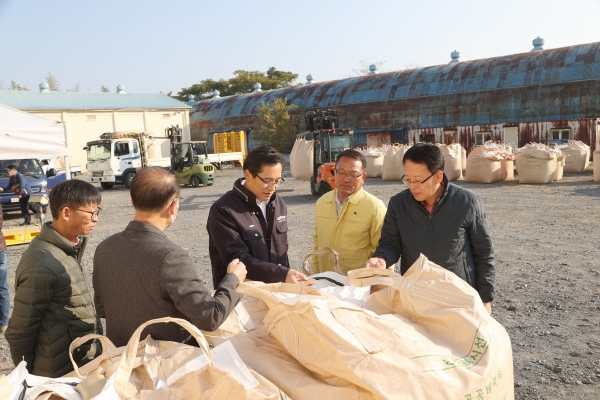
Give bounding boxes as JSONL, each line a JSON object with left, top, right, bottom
{"left": 93, "top": 221, "right": 241, "bottom": 347}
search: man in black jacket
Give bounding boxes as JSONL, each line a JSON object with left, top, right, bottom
{"left": 93, "top": 167, "right": 246, "bottom": 346}
{"left": 366, "top": 144, "right": 495, "bottom": 314}
{"left": 207, "top": 146, "right": 309, "bottom": 288}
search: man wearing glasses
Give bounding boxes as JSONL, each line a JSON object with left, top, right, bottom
{"left": 312, "top": 149, "right": 387, "bottom": 274}
{"left": 6, "top": 180, "right": 103, "bottom": 377}
{"left": 207, "top": 146, "right": 309, "bottom": 288}
{"left": 366, "top": 143, "right": 495, "bottom": 315}
{"left": 92, "top": 167, "right": 246, "bottom": 347}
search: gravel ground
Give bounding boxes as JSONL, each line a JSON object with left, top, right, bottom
{"left": 1, "top": 164, "right": 600, "bottom": 399}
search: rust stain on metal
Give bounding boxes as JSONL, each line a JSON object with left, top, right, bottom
{"left": 190, "top": 41, "right": 600, "bottom": 154}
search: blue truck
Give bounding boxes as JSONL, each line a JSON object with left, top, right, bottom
{"left": 0, "top": 158, "right": 67, "bottom": 215}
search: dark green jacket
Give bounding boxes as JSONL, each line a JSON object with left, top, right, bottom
{"left": 5, "top": 223, "right": 102, "bottom": 377}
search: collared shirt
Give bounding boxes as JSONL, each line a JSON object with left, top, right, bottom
{"left": 335, "top": 190, "right": 354, "bottom": 218}
{"left": 421, "top": 181, "right": 445, "bottom": 215}
{"left": 242, "top": 179, "right": 269, "bottom": 219}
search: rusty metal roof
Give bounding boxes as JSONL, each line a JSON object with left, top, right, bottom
{"left": 190, "top": 42, "right": 600, "bottom": 138}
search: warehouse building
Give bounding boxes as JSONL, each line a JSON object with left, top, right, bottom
{"left": 0, "top": 84, "right": 191, "bottom": 171}
{"left": 188, "top": 39, "right": 600, "bottom": 154}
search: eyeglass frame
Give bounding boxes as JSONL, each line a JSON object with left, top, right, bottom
{"left": 334, "top": 169, "right": 365, "bottom": 181}
{"left": 75, "top": 207, "right": 102, "bottom": 218}
{"left": 255, "top": 174, "right": 285, "bottom": 188}
{"left": 170, "top": 196, "right": 183, "bottom": 207}
{"left": 401, "top": 171, "right": 438, "bottom": 187}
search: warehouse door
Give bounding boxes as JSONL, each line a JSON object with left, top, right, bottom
{"left": 504, "top": 127, "right": 518, "bottom": 149}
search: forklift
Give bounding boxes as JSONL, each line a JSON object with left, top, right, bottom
{"left": 302, "top": 110, "right": 354, "bottom": 196}
{"left": 167, "top": 126, "right": 215, "bottom": 187}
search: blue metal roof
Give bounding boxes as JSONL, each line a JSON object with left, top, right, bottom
{"left": 189, "top": 41, "right": 600, "bottom": 137}
{"left": 0, "top": 92, "right": 190, "bottom": 110}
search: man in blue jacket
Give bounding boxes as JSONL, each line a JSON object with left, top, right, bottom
{"left": 0, "top": 165, "right": 39, "bottom": 226}
{"left": 366, "top": 144, "right": 495, "bottom": 314}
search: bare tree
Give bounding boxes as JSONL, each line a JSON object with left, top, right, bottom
{"left": 403, "top": 63, "right": 420, "bottom": 70}
{"left": 10, "top": 81, "right": 28, "bottom": 91}
{"left": 351, "top": 60, "right": 387, "bottom": 76}
{"left": 45, "top": 73, "right": 60, "bottom": 91}
{"left": 69, "top": 83, "right": 81, "bottom": 92}
{"left": 0, "top": 79, "right": 3, "bottom": 90}
{"left": 100, "top": 85, "right": 110, "bottom": 92}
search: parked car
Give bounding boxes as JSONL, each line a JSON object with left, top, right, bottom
{"left": 41, "top": 156, "right": 82, "bottom": 178}
{"left": 0, "top": 158, "right": 67, "bottom": 214}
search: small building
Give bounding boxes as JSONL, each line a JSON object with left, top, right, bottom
{"left": 0, "top": 84, "right": 191, "bottom": 171}
{"left": 188, "top": 40, "right": 600, "bottom": 154}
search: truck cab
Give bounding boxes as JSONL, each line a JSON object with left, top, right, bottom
{"left": 0, "top": 158, "right": 65, "bottom": 213}
{"left": 86, "top": 138, "right": 142, "bottom": 189}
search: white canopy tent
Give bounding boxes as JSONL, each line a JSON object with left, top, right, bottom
{"left": 0, "top": 103, "right": 71, "bottom": 175}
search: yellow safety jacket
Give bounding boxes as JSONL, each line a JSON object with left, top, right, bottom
{"left": 312, "top": 188, "right": 387, "bottom": 274}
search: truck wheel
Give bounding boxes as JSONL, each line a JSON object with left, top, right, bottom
{"left": 191, "top": 176, "right": 201, "bottom": 187}
{"left": 124, "top": 172, "right": 135, "bottom": 189}
{"left": 317, "top": 181, "right": 332, "bottom": 197}
{"left": 310, "top": 176, "right": 319, "bottom": 196}
{"left": 100, "top": 182, "right": 114, "bottom": 190}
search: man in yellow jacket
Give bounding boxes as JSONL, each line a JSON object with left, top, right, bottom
{"left": 312, "top": 149, "right": 387, "bottom": 274}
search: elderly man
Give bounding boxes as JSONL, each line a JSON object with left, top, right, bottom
{"left": 93, "top": 167, "right": 246, "bottom": 347}
{"left": 312, "top": 149, "right": 387, "bottom": 274}
{"left": 0, "top": 165, "right": 39, "bottom": 226}
{"left": 366, "top": 143, "right": 495, "bottom": 314}
{"left": 207, "top": 146, "right": 308, "bottom": 288}
{"left": 6, "top": 180, "right": 103, "bottom": 377}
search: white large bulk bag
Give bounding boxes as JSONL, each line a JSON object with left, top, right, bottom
{"left": 438, "top": 144, "right": 462, "bottom": 181}
{"left": 554, "top": 154, "right": 565, "bottom": 181}
{"left": 290, "top": 137, "right": 314, "bottom": 181}
{"left": 516, "top": 156, "right": 556, "bottom": 184}
{"left": 382, "top": 144, "right": 409, "bottom": 181}
{"left": 500, "top": 159, "right": 514, "bottom": 181}
{"left": 359, "top": 147, "right": 384, "bottom": 178}
{"left": 465, "top": 158, "right": 501, "bottom": 183}
{"left": 558, "top": 140, "right": 590, "bottom": 172}
{"left": 594, "top": 150, "right": 600, "bottom": 182}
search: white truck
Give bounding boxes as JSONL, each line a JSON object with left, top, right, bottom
{"left": 85, "top": 131, "right": 171, "bottom": 189}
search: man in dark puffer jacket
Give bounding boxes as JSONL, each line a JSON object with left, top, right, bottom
{"left": 6, "top": 180, "right": 103, "bottom": 377}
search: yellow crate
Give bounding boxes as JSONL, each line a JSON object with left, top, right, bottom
{"left": 3, "top": 225, "right": 41, "bottom": 246}
{"left": 214, "top": 131, "right": 246, "bottom": 158}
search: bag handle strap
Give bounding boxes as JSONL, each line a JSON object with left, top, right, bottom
{"left": 346, "top": 268, "right": 400, "bottom": 287}
{"left": 69, "top": 334, "right": 117, "bottom": 379}
{"left": 236, "top": 282, "right": 329, "bottom": 309}
{"left": 113, "top": 317, "right": 212, "bottom": 398}
{"left": 302, "top": 247, "right": 342, "bottom": 276}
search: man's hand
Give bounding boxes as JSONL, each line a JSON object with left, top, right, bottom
{"left": 285, "top": 269, "right": 310, "bottom": 284}
{"left": 365, "top": 257, "right": 386, "bottom": 269}
{"left": 0, "top": 188, "right": 3, "bottom": 192}
{"left": 483, "top": 302, "right": 492, "bottom": 315}
{"left": 226, "top": 258, "right": 247, "bottom": 283}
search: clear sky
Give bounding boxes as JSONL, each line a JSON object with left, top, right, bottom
{"left": 1, "top": 0, "right": 599, "bottom": 95}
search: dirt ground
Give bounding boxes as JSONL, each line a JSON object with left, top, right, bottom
{"left": 1, "top": 165, "right": 599, "bottom": 399}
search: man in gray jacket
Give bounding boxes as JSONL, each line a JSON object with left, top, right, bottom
{"left": 93, "top": 167, "right": 246, "bottom": 347}
{"left": 366, "top": 144, "right": 495, "bottom": 314}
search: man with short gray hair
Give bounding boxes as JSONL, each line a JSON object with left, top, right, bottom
{"left": 93, "top": 167, "right": 246, "bottom": 347}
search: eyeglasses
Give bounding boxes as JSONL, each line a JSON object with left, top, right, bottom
{"left": 255, "top": 175, "right": 285, "bottom": 188}
{"left": 401, "top": 171, "right": 438, "bottom": 187}
{"left": 170, "top": 196, "right": 183, "bottom": 207}
{"left": 76, "top": 208, "right": 102, "bottom": 218}
{"left": 334, "top": 169, "right": 364, "bottom": 180}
